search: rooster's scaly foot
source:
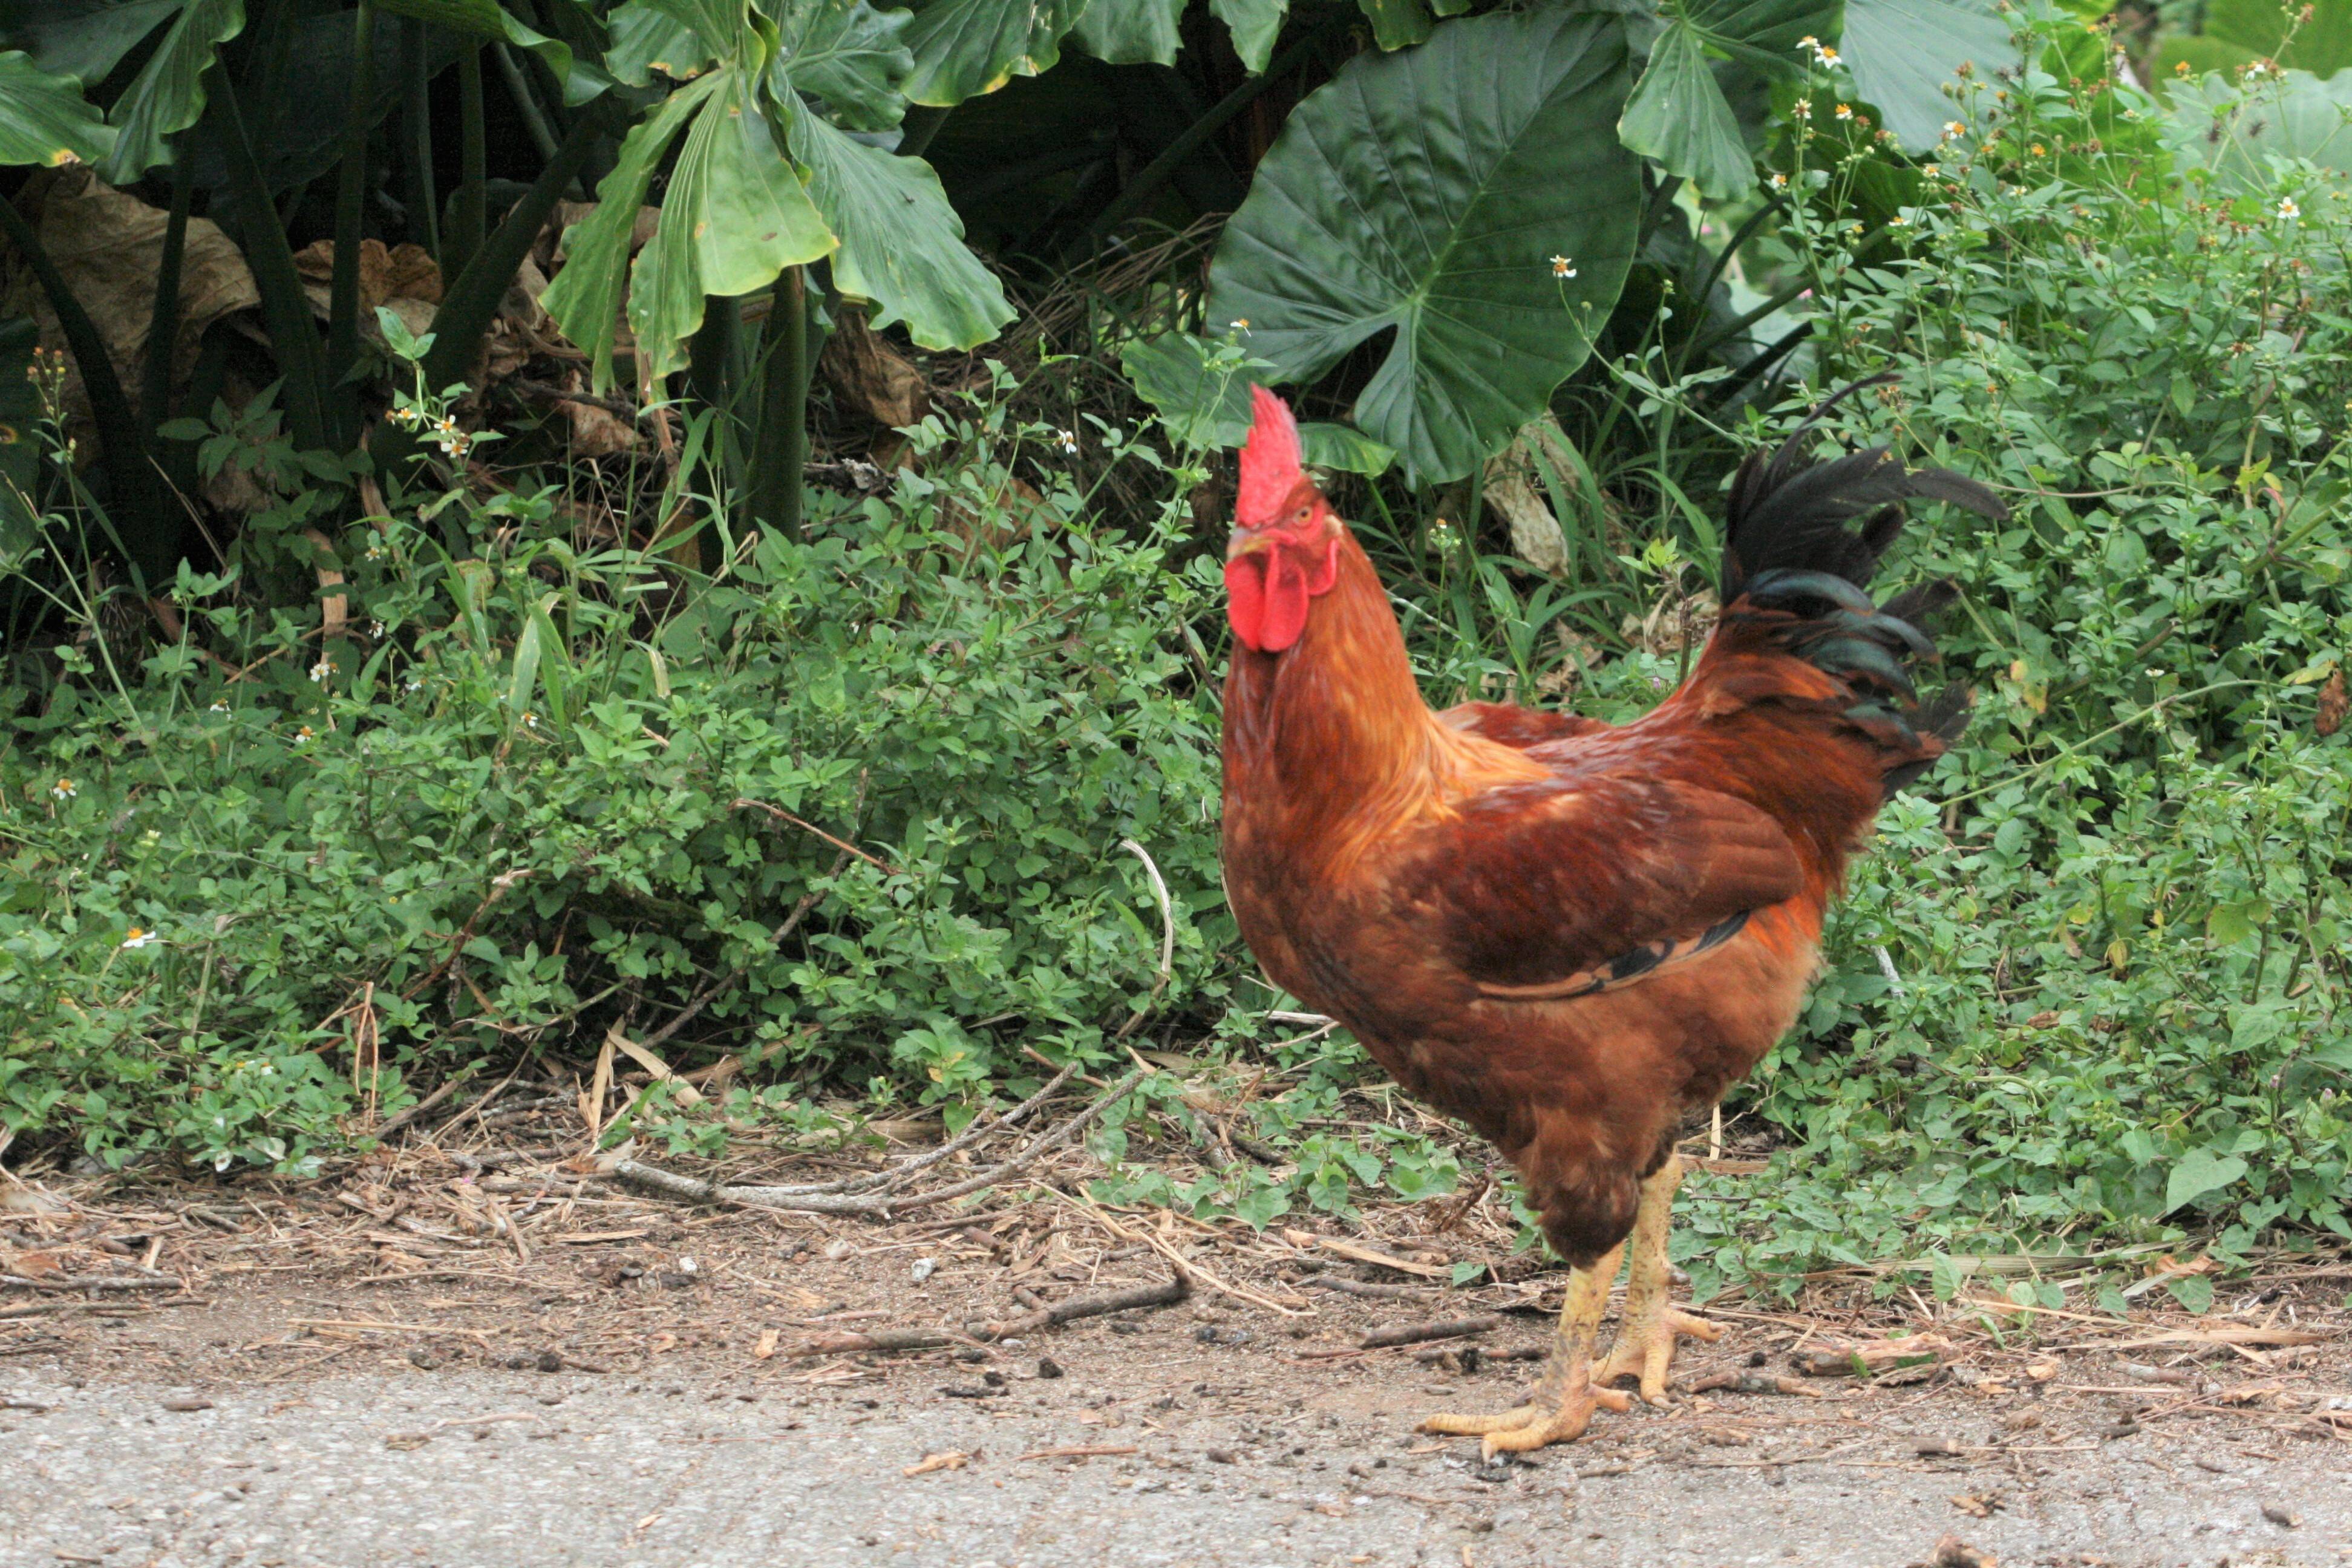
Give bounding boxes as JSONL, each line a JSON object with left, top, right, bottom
{"left": 1597, "top": 1305, "right": 1724, "bottom": 1405}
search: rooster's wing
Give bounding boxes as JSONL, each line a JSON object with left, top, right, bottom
{"left": 1395, "top": 775, "right": 1807, "bottom": 1001}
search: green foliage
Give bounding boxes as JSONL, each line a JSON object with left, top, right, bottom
{"left": 1203, "top": 6, "right": 1646, "bottom": 486}
{"left": 2152, "top": 0, "right": 2352, "bottom": 83}
{"left": 1, "top": 364, "right": 1232, "bottom": 1175}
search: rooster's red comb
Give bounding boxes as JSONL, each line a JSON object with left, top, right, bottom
{"left": 1237, "top": 385, "right": 1303, "bottom": 526}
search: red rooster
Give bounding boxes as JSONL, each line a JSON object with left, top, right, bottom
{"left": 1220, "top": 382, "right": 2002, "bottom": 1455}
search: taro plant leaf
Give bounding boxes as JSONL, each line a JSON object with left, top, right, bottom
{"left": 0, "top": 50, "right": 115, "bottom": 168}
{"left": 1619, "top": 21, "right": 1753, "bottom": 198}
{"left": 2163, "top": 1147, "right": 2250, "bottom": 1215}
{"left": 372, "top": 0, "right": 608, "bottom": 102}
{"left": 1203, "top": 7, "right": 1644, "bottom": 486}
{"left": 786, "top": 107, "right": 1011, "bottom": 350}
{"left": 605, "top": 0, "right": 711, "bottom": 85}
{"left": 2162, "top": 68, "right": 2352, "bottom": 187}
{"left": 1841, "top": 0, "right": 2017, "bottom": 151}
{"left": 900, "top": 0, "right": 1089, "bottom": 106}
{"left": 1071, "top": 0, "right": 1186, "bottom": 67}
{"left": 1122, "top": 333, "right": 1394, "bottom": 474}
{"left": 772, "top": 0, "right": 915, "bottom": 129}
{"left": 97, "top": 0, "right": 243, "bottom": 183}
{"left": 7, "top": 0, "right": 185, "bottom": 83}
{"left": 1619, "top": 0, "right": 1831, "bottom": 195}
{"left": 543, "top": 68, "right": 835, "bottom": 390}
{"left": 2152, "top": 0, "right": 2352, "bottom": 79}
{"left": 1210, "top": 0, "right": 1287, "bottom": 72}
{"left": 1357, "top": 0, "right": 1435, "bottom": 51}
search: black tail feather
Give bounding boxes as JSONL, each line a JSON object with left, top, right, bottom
{"left": 1717, "top": 376, "right": 2004, "bottom": 797}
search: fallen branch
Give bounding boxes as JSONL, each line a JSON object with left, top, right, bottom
{"left": 1791, "top": 1333, "right": 1951, "bottom": 1378}
{"left": 2, "top": 1273, "right": 183, "bottom": 1294}
{"left": 792, "top": 1327, "right": 961, "bottom": 1356}
{"left": 1018, "top": 1444, "right": 1138, "bottom": 1461}
{"left": 1686, "top": 1371, "right": 1826, "bottom": 1397}
{"left": 1304, "top": 1273, "right": 1437, "bottom": 1302}
{"left": 1316, "top": 1236, "right": 1451, "bottom": 1279}
{"left": 976, "top": 1276, "right": 1187, "bottom": 1340}
{"left": 1361, "top": 1314, "right": 1506, "bottom": 1350}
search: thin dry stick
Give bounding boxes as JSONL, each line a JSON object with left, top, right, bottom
{"left": 732, "top": 797, "right": 899, "bottom": 877}
{"left": 607, "top": 1068, "right": 1145, "bottom": 1218}
{"left": 1056, "top": 1188, "right": 1311, "bottom": 1319}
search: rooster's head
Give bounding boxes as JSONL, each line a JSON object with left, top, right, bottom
{"left": 1226, "top": 386, "right": 1341, "bottom": 655}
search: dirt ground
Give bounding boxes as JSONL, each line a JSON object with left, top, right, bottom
{"left": 5, "top": 1125, "right": 2351, "bottom": 1568}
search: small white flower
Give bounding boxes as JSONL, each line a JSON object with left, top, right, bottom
{"left": 1943, "top": 120, "right": 1965, "bottom": 140}
{"left": 292, "top": 725, "right": 316, "bottom": 747}
{"left": 309, "top": 658, "right": 336, "bottom": 683}
{"left": 365, "top": 542, "right": 386, "bottom": 561}
{"left": 369, "top": 621, "right": 386, "bottom": 639}
{"left": 209, "top": 700, "right": 229, "bottom": 714}
{"left": 1922, "top": 162, "right": 1941, "bottom": 177}
{"left": 1889, "top": 214, "right": 1910, "bottom": 227}
{"left": 1230, "top": 318, "right": 1250, "bottom": 333}
{"left": 1818, "top": 45, "right": 1840, "bottom": 65}
{"left": 1769, "top": 172, "right": 1788, "bottom": 189}
{"left": 50, "top": 778, "right": 76, "bottom": 800}
{"left": 214, "top": 1151, "right": 234, "bottom": 1172}
{"left": 120, "top": 927, "right": 160, "bottom": 950}
{"left": 2278, "top": 195, "right": 2301, "bottom": 220}
{"left": 1550, "top": 254, "right": 1578, "bottom": 278}
{"left": 521, "top": 711, "right": 540, "bottom": 730}
{"left": 405, "top": 676, "right": 423, "bottom": 694}
{"left": 1835, "top": 102, "right": 1854, "bottom": 120}
{"left": 1054, "top": 428, "right": 1078, "bottom": 456}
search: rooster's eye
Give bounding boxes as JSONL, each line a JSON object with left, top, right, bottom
{"left": 1295, "top": 506, "right": 1311, "bottom": 523}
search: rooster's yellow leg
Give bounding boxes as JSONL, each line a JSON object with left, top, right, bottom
{"left": 1596, "top": 1153, "right": 1724, "bottom": 1404}
{"left": 1418, "top": 1241, "right": 1630, "bottom": 1458}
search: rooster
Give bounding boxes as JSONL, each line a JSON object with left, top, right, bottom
{"left": 1220, "top": 381, "right": 2003, "bottom": 1455}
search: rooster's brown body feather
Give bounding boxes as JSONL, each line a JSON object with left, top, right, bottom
{"left": 1221, "top": 387, "right": 2002, "bottom": 1269}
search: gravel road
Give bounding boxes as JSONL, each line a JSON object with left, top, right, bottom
{"left": 5, "top": 1366, "right": 2345, "bottom": 1568}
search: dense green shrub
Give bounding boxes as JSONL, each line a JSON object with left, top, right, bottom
{"left": 1, "top": 377, "right": 1232, "bottom": 1173}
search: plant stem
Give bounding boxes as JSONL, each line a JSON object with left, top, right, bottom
{"left": 214, "top": 66, "right": 330, "bottom": 453}
{"left": 143, "top": 143, "right": 196, "bottom": 432}
{"left": 450, "top": 41, "right": 488, "bottom": 279}
{"left": 327, "top": 0, "right": 379, "bottom": 444}
{"left": 897, "top": 106, "right": 951, "bottom": 159}
{"left": 750, "top": 267, "right": 809, "bottom": 541}
{"left": 492, "top": 41, "right": 560, "bottom": 163}
{"left": 1086, "top": 17, "right": 1343, "bottom": 243}
{"left": 0, "top": 195, "right": 169, "bottom": 583}
{"left": 420, "top": 106, "right": 605, "bottom": 395}
{"left": 405, "top": 16, "right": 439, "bottom": 260}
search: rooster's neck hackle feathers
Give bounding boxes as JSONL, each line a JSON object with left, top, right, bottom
{"left": 1238, "top": 385, "right": 1305, "bottom": 526}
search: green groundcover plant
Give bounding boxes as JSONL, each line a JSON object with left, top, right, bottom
{"left": 8, "top": 8, "right": 2352, "bottom": 1307}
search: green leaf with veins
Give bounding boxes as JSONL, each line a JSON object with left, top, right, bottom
{"left": 1071, "top": 0, "right": 1186, "bottom": 67}
{"left": 1210, "top": 0, "right": 1287, "bottom": 72}
{"left": 773, "top": 0, "right": 915, "bottom": 129}
{"left": 1619, "top": 19, "right": 1753, "bottom": 198}
{"left": 605, "top": 1, "right": 711, "bottom": 84}
{"left": 900, "top": 0, "right": 1088, "bottom": 106}
{"left": 1204, "top": 7, "right": 1644, "bottom": 485}
{"left": 1356, "top": 0, "right": 1434, "bottom": 50}
{"left": 542, "top": 69, "right": 835, "bottom": 390}
{"left": 0, "top": 49, "right": 113, "bottom": 169}
{"left": 373, "top": 0, "right": 610, "bottom": 103}
{"left": 1841, "top": 0, "right": 2017, "bottom": 151}
{"left": 98, "top": 0, "right": 243, "bottom": 184}
{"left": 788, "top": 107, "right": 1010, "bottom": 350}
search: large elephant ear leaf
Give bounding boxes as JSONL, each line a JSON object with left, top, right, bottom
{"left": 375, "top": 0, "right": 610, "bottom": 103}
{"left": 542, "top": 70, "right": 835, "bottom": 390}
{"left": 1204, "top": 7, "right": 1644, "bottom": 486}
{"left": 787, "top": 109, "right": 1011, "bottom": 350}
{"left": 1619, "top": 0, "right": 1832, "bottom": 199}
{"left": 900, "top": 0, "right": 1088, "bottom": 106}
{"left": 773, "top": 0, "right": 914, "bottom": 130}
{"left": 1210, "top": 0, "right": 1288, "bottom": 72}
{"left": 1841, "top": 0, "right": 2016, "bottom": 151}
{"left": 1071, "top": 0, "right": 1186, "bottom": 66}
{"left": 0, "top": 50, "right": 113, "bottom": 168}
{"left": 100, "top": 0, "right": 244, "bottom": 184}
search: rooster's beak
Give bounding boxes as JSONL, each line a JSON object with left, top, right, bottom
{"left": 1226, "top": 530, "right": 1269, "bottom": 562}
